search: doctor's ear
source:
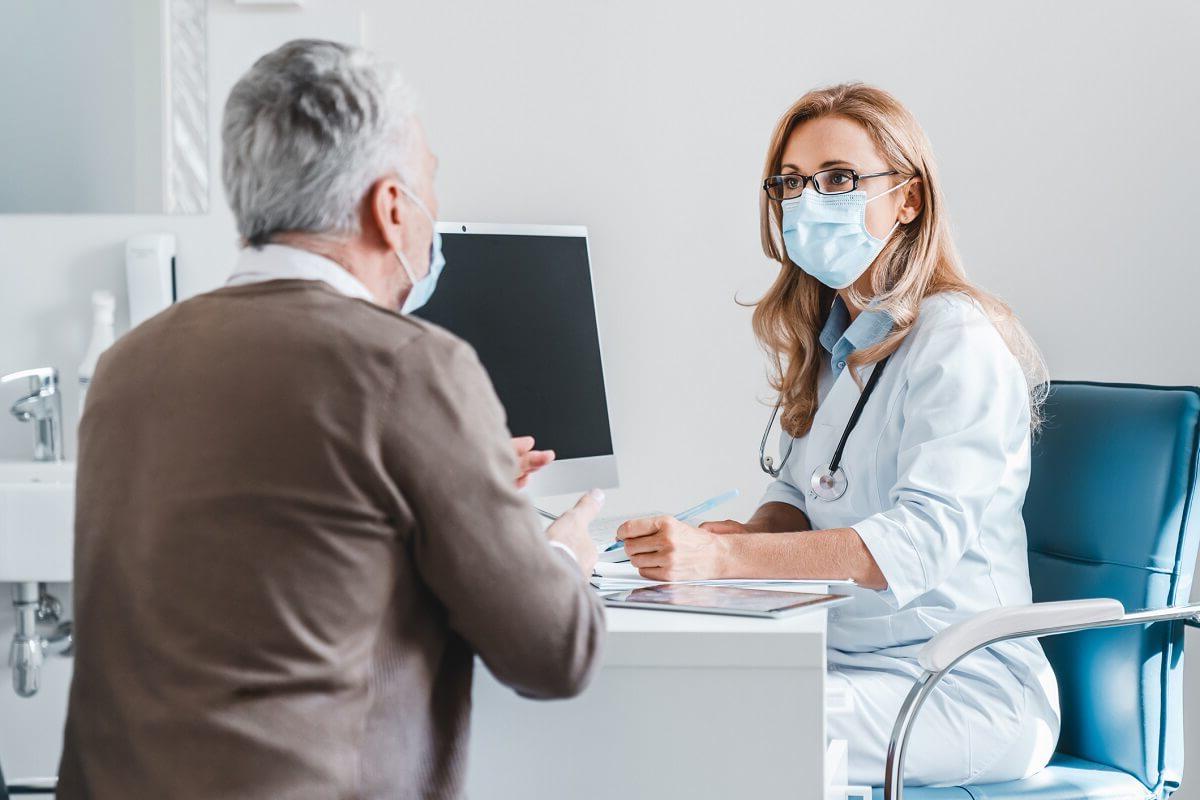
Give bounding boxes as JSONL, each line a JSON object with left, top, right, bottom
{"left": 368, "top": 177, "right": 406, "bottom": 252}
{"left": 897, "top": 177, "right": 924, "bottom": 225}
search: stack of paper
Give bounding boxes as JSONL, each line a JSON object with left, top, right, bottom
{"left": 590, "top": 561, "right": 855, "bottom": 592}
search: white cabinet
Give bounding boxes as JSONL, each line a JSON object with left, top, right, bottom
{"left": 467, "top": 607, "right": 829, "bottom": 798}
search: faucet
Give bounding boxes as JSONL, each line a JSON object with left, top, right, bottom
{"left": 9, "top": 582, "right": 72, "bottom": 698}
{"left": 1, "top": 367, "right": 64, "bottom": 462}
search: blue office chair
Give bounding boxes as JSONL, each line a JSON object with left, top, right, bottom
{"left": 878, "top": 381, "right": 1200, "bottom": 800}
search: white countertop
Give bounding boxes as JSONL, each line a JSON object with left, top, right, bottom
{"left": 597, "top": 582, "right": 832, "bottom": 669}
{"left": 603, "top": 596, "right": 831, "bottom": 634}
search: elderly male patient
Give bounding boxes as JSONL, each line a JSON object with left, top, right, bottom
{"left": 57, "top": 39, "right": 605, "bottom": 800}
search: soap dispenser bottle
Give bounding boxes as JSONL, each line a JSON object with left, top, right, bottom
{"left": 78, "top": 290, "right": 116, "bottom": 418}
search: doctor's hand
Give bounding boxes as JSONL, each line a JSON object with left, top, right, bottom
{"left": 617, "top": 516, "right": 732, "bottom": 582}
{"left": 512, "top": 436, "right": 555, "bottom": 489}
{"left": 699, "top": 519, "right": 752, "bottom": 535}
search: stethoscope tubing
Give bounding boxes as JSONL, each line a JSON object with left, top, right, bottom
{"left": 758, "top": 354, "right": 892, "bottom": 498}
{"left": 827, "top": 354, "right": 891, "bottom": 475}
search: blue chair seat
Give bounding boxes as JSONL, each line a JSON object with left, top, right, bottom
{"left": 871, "top": 754, "right": 1154, "bottom": 800}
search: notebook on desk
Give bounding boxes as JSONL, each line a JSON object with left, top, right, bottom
{"left": 591, "top": 560, "right": 857, "bottom": 590}
{"left": 588, "top": 510, "right": 665, "bottom": 563}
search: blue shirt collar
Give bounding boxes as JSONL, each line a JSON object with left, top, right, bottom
{"left": 819, "top": 296, "right": 894, "bottom": 377}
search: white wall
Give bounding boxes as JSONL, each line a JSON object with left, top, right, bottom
{"left": 1, "top": 0, "right": 1198, "bottom": 791}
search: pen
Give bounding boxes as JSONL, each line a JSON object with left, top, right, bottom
{"left": 604, "top": 488, "right": 741, "bottom": 552}
{"left": 672, "top": 489, "right": 742, "bottom": 524}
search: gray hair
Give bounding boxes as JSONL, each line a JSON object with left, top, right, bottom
{"left": 222, "top": 39, "right": 418, "bottom": 247}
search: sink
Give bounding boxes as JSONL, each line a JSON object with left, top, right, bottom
{"left": 0, "top": 461, "right": 75, "bottom": 582}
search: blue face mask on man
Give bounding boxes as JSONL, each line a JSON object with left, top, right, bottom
{"left": 394, "top": 183, "right": 445, "bottom": 314}
{"left": 780, "top": 178, "right": 910, "bottom": 290}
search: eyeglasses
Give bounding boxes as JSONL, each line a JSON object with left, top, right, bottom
{"left": 762, "top": 168, "right": 902, "bottom": 202}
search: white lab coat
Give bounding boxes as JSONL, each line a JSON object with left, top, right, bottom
{"left": 761, "top": 292, "right": 1060, "bottom": 787}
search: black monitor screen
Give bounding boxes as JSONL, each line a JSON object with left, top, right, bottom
{"left": 414, "top": 231, "right": 614, "bottom": 461}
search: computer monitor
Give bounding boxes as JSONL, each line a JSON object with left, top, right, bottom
{"left": 414, "top": 222, "right": 618, "bottom": 496}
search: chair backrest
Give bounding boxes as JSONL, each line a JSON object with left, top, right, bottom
{"left": 1023, "top": 381, "right": 1200, "bottom": 795}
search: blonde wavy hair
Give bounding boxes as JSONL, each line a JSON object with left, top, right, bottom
{"left": 753, "top": 82, "right": 1048, "bottom": 438}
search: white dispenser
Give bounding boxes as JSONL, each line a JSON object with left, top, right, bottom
{"left": 78, "top": 290, "right": 116, "bottom": 417}
{"left": 125, "top": 232, "right": 177, "bottom": 328}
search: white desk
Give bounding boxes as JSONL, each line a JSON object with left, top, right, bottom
{"left": 465, "top": 596, "right": 832, "bottom": 799}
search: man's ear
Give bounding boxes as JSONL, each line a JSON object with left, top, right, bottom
{"left": 898, "top": 177, "right": 924, "bottom": 224}
{"left": 368, "top": 177, "right": 405, "bottom": 252}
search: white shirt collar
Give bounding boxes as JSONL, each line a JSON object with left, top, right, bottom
{"left": 226, "top": 244, "right": 377, "bottom": 304}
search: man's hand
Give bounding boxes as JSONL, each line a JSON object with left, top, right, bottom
{"left": 512, "top": 436, "right": 555, "bottom": 489}
{"left": 545, "top": 489, "right": 604, "bottom": 576}
{"left": 617, "top": 516, "right": 732, "bottom": 582}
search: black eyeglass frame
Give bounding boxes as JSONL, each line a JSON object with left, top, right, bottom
{"left": 762, "top": 168, "right": 905, "bottom": 201}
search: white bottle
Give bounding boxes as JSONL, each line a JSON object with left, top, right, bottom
{"left": 79, "top": 290, "right": 117, "bottom": 418}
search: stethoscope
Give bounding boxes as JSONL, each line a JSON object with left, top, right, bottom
{"left": 758, "top": 355, "right": 892, "bottom": 502}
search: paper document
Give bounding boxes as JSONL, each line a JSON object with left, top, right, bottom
{"left": 591, "top": 560, "right": 856, "bottom": 590}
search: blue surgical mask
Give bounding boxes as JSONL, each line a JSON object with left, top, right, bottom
{"left": 780, "top": 178, "right": 910, "bottom": 290}
{"left": 395, "top": 184, "right": 445, "bottom": 314}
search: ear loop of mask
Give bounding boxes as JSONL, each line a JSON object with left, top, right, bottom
{"left": 393, "top": 182, "right": 435, "bottom": 283}
{"left": 865, "top": 177, "right": 912, "bottom": 242}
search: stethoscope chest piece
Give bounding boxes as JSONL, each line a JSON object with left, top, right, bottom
{"left": 810, "top": 465, "right": 849, "bottom": 502}
{"left": 759, "top": 352, "right": 892, "bottom": 502}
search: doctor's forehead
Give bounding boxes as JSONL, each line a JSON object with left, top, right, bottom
{"left": 780, "top": 114, "right": 886, "bottom": 173}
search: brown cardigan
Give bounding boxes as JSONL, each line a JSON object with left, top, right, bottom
{"left": 57, "top": 280, "right": 604, "bottom": 799}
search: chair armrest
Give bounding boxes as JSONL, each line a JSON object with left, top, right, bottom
{"left": 918, "top": 599, "right": 1125, "bottom": 672}
{"left": 889, "top": 599, "right": 1200, "bottom": 800}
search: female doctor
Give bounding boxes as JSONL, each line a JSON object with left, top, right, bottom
{"left": 616, "top": 83, "right": 1061, "bottom": 787}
